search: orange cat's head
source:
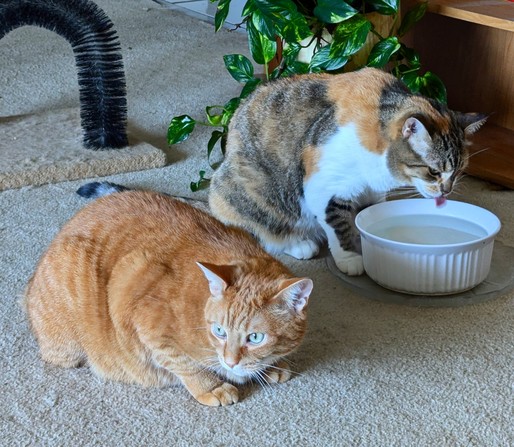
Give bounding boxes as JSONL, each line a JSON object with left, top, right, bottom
{"left": 197, "top": 262, "right": 313, "bottom": 385}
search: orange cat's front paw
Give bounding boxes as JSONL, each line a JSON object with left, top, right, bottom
{"left": 196, "top": 382, "right": 239, "bottom": 407}
{"left": 264, "top": 360, "right": 292, "bottom": 384}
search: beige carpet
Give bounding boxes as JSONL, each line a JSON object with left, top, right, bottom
{"left": 1, "top": 1, "right": 513, "bottom": 446}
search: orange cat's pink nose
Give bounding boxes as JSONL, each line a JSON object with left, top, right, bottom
{"left": 224, "top": 358, "right": 238, "bottom": 368}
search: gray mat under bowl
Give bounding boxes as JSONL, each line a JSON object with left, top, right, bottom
{"left": 327, "top": 240, "right": 514, "bottom": 307}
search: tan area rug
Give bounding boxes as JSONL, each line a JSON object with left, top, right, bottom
{"left": 0, "top": 108, "right": 166, "bottom": 191}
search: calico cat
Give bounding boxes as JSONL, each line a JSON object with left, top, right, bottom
{"left": 208, "top": 67, "right": 487, "bottom": 276}
{"left": 25, "top": 188, "right": 313, "bottom": 406}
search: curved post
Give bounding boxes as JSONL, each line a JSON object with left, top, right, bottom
{"left": 0, "top": 0, "right": 128, "bottom": 149}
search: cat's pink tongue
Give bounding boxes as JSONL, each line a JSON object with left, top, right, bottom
{"left": 435, "top": 196, "right": 447, "bottom": 207}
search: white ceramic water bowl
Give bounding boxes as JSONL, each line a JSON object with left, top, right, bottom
{"left": 355, "top": 199, "right": 501, "bottom": 295}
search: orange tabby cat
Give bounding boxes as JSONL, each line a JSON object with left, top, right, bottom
{"left": 25, "top": 190, "right": 313, "bottom": 406}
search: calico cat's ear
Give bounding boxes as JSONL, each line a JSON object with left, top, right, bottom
{"left": 274, "top": 278, "right": 313, "bottom": 314}
{"left": 456, "top": 112, "right": 488, "bottom": 135}
{"left": 402, "top": 117, "right": 432, "bottom": 157}
{"left": 196, "top": 262, "right": 235, "bottom": 300}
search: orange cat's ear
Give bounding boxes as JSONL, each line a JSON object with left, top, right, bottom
{"left": 274, "top": 278, "right": 313, "bottom": 314}
{"left": 402, "top": 117, "right": 432, "bottom": 157}
{"left": 196, "top": 262, "right": 234, "bottom": 300}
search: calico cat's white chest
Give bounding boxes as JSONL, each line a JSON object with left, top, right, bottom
{"left": 304, "top": 123, "right": 401, "bottom": 202}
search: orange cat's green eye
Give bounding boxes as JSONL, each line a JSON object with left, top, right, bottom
{"left": 211, "top": 323, "right": 226, "bottom": 339}
{"left": 247, "top": 333, "right": 265, "bottom": 345}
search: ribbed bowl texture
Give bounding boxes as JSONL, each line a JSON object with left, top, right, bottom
{"left": 355, "top": 199, "right": 501, "bottom": 295}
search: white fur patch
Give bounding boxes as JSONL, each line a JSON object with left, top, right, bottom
{"left": 304, "top": 123, "right": 401, "bottom": 213}
{"left": 302, "top": 123, "right": 402, "bottom": 276}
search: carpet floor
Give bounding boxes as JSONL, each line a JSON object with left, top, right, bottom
{"left": 1, "top": 1, "right": 513, "bottom": 446}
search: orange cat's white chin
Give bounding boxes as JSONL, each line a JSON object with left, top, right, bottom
{"left": 216, "top": 364, "right": 256, "bottom": 384}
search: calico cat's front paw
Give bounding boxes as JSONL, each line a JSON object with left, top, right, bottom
{"left": 284, "top": 239, "right": 319, "bottom": 260}
{"left": 333, "top": 252, "right": 364, "bottom": 276}
{"left": 196, "top": 382, "right": 239, "bottom": 407}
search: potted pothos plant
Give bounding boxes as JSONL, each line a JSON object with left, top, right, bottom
{"left": 168, "top": 0, "right": 446, "bottom": 191}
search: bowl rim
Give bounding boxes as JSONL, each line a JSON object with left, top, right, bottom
{"left": 355, "top": 198, "right": 501, "bottom": 250}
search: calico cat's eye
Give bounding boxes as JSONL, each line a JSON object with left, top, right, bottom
{"left": 428, "top": 167, "right": 441, "bottom": 177}
{"left": 247, "top": 333, "right": 265, "bottom": 345}
{"left": 211, "top": 323, "right": 227, "bottom": 339}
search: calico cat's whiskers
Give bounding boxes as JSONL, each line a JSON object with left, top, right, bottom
{"left": 449, "top": 174, "right": 469, "bottom": 197}
{"left": 386, "top": 187, "right": 418, "bottom": 200}
{"left": 465, "top": 146, "right": 490, "bottom": 161}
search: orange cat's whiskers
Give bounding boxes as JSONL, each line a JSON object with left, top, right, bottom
{"left": 196, "top": 357, "right": 221, "bottom": 375}
{"left": 251, "top": 370, "right": 274, "bottom": 395}
{"left": 265, "top": 363, "right": 302, "bottom": 378}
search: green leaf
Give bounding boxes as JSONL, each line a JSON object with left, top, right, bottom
{"left": 190, "top": 170, "right": 210, "bottom": 192}
{"left": 221, "top": 97, "right": 242, "bottom": 125}
{"left": 331, "top": 15, "right": 372, "bottom": 58}
{"left": 366, "top": 37, "right": 401, "bottom": 68}
{"left": 247, "top": 20, "right": 277, "bottom": 65}
{"left": 242, "top": 0, "right": 257, "bottom": 17}
{"left": 282, "top": 42, "right": 302, "bottom": 64}
{"left": 249, "top": 0, "right": 310, "bottom": 42}
{"left": 167, "top": 115, "right": 195, "bottom": 145}
{"left": 224, "top": 97, "right": 242, "bottom": 114}
{"left": 401, "top": 71, "right": 422, "bottom": 91}
{"left": 281, "top": 60, "right": 310, "bottom": 77}
{"left": 251, "top": 8, "right": 277, "bottom": 41}
{"left": 366, "top": 0, "right": 400, "bottom": 15}
{"left": 398, "top": 1, "right": 428, "bottom": 36}
{"left": 223, "top": 54, "right": 255, "bottom": 83}
{"left": 399, "top": 45, "right": 421, "bottom": 69}
{"left": 214, "top": 0, "right": 231, "bottom": 32}
{"left": 207, "top": 130, "right": 224, "bottom": 163}
{"left": 401, "top": 71, "right": 447, "bottom": 104}
{"left": 313, "top": 0, "right": 358, "bottom": 24}
{"left": 240, "top": 78, "right": 261, "bottom": 98}
{"left": 309, "top": 45, "right": 348, "bottom": 71}
{"left": 420, "top": 71, "right": 447, "bottom": 104}
{"left": 205, "top": 106, "right": 223, "bottom": 126}
{"left": 281, "top": 13, "right": 312, "bottom": 42}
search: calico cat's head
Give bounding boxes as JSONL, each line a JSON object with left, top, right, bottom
{"left": 388, "top": 109, "right": 487, "bottom": 200}
{"left": 197, "top": 262, "right": 313, "bottom": 385}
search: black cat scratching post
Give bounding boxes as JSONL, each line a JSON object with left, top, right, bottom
{"left": 0, "top": 0, "right": 128, "bottom": 149}
{"left": 0, "top": 0, "right": 167, "bottom": 191}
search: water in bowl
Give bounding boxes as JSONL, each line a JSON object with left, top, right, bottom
{"left": 367, "top": 214, "right": 488, "bottom": 245}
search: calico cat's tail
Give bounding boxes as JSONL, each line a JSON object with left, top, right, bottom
{"left": 76, "top": 182, "right": 130, "bottom": 199}
{"left": 76, "top": 181, "right": 212, "bottom": 213}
